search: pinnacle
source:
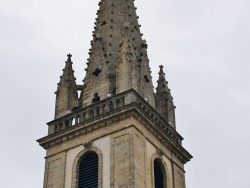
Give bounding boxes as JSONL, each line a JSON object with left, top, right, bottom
{"left": 54, "top": 54, "right": 79, "bottom": 119}
{"left": 156, "top": 65, "right": 171, "bottom": 95}
{"left": 58, "top": 54, "right": 77, "bottom": 88}
{"left": 155, "top": 65, "right": 176, "bottom": 128}
{"left": 159, "top": 65, "right": 164, "bottom": 72}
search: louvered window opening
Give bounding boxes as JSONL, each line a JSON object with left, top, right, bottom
{"left": 154, "top": 160, "right": 165, "bottom": 188}
{"left": 78, "top": 152, "right": 98, "bottom": 188}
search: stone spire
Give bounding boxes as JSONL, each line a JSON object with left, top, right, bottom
{"left": 81, "top": 0, "right": 155, "bottom": 108}
{"left": 55, "top": 54, "right": 79, "bottom": 119}
{"left": 155, "top": 65, "right": 176, "bottom": 129}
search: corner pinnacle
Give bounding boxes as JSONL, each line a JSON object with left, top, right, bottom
{"left": 155, "top": 65, "right": 176, "bottom": 129}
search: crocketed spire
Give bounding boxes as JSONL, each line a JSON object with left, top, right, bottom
{"left": 81, "top": 0, "right": 155, "bottom": 107}
{"left": 155, "top": 65, "right": 176, "bottom": 129}
{"left": 54, "top": 54, "right": 79, "bottom": 119}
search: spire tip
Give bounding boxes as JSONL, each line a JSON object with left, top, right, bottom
{"left": 67, "top": 53, "right": 72, "bottom": 62}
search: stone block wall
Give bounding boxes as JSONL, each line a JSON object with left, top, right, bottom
{"left": 43, "top": 152, "right": 66, "bottom": 188}
{"left": 42, "top": 111, "right": 187, "bottom": 188}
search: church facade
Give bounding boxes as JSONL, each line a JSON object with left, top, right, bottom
{"left": 37, "top": 0, "right": 192, "bottom": 188}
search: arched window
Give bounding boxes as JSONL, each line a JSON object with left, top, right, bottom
{"left": 78, "top": 152, "right": 99, "bottom": 188}
{"left": 154, "top": 159, "right": 165, "bottom": 188}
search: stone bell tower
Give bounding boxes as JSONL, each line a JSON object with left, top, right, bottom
{"left": 37, "top": 0, "right": 192, "bottom": 188}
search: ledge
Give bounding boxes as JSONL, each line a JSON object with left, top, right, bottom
{"left": 37, "top": 89, "right": 192, "bottom": 163}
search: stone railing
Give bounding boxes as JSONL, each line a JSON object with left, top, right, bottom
{"left": 47, "top": 89, "right": 183, "bottom": 144}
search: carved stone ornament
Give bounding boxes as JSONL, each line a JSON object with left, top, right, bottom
{"left": 157, "top": 148, "right": 164, "bottom": 158}
{"left": 83, "top": 141, "right": 93, "bottom": 151}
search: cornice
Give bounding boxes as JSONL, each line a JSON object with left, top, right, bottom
{"left": 37, "top": 99, "right": 192, "bottom": 163}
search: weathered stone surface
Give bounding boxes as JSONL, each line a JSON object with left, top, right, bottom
{"left": 43, "top": 153, "right": 66, "bottom": 188}
{"left": 155, "top": 65, "right": 176, "bottom": 129}
{"left": 81, "top": 0, "right": 155, "bottom": 108}
{"left": 38, "top": 0, "right": 192, "bottom": 187}
{"left": 40, "top": 102, "right": 191, "bottom": 187}
{"left": 54, "top": 54, "right": 79, "bottom": 119}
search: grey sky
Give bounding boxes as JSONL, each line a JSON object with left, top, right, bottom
{"left": 0, "top": 0, "right": 249, "bottom": 187}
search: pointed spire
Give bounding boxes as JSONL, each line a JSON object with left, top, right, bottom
{"left": 82, "top": 0, "right": 155, "bottom": 107}
{"left": 155, "top": 65, "right": 176, "bottom": 129}
{"left": 54, "top": 54, "right": 79, "bottom": 119}
{"left": 59, "top": 54, "right": 74, "bottom": 82}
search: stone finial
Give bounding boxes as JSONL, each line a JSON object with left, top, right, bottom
{"left": 159, "top": 65, "right": 164, "bottom": 72}
{"left": 67, "top": 53, "right": 72, "bottom": 62}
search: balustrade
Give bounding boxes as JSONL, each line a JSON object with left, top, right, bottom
{"left": 47, "top": 89, "right": 182, "bottom": 144}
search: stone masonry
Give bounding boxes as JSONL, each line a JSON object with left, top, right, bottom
{"left": 37, "top": 0, "right": 192, "bottom": 187}
{"left": 81, "top": 0, "right": 155, "bottom": 108}
{"left": 155, "top": 65, "right": 176, "bottom": 129}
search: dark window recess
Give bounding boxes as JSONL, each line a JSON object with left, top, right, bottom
{"left": 72, "top": 106, "right": 80, "bottom": 112}
{"left": 111, "top": 87, "right": 116, "bottom": 95}
{"left": 154, "top": 160, "right": 165, "bottom": 188}
{"left": 92, "top": 68, "right": 101, "bottom": 76}
{"left": 144, "top": 75, "right": 150, "bottom": 83}
{"left": 101, "top": 21, "right": 107, "bottom": 26}
{"left": 78, "top": 152, "right": 99, "bottom": 188}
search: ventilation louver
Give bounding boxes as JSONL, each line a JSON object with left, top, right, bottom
{"left": 154, "top": 160, "right": 164, "bottom": 188}
{"left": 78, "top": 152, "right": 98, "bottom": 188}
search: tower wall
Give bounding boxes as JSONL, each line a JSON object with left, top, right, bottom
{"left": 40, "top": 104, "right": 188, "bottom": 188}
{"left": 38, "top": 1, "right": 192, "bottom": 187}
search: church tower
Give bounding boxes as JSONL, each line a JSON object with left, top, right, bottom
{"left": 37, "top": 1, "right": 192, "bottom": 188}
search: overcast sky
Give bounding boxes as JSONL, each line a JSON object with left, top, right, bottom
{"left": 0, "top": 0, "right": 249, "bottom": 187}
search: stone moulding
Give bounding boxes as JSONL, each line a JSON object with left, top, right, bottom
{"left": 37, "top": 89, "right": 192, "bottom": 163}
{"left": 71, "top": 146, "right": 103, "bottom": 188}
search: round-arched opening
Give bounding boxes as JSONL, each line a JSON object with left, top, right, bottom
{"left": 154, "top": 159, "right": 165, "bottom": 188}
{"left": 78, "top": 152, "right": 99, "bottom": 188}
